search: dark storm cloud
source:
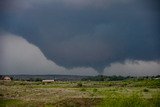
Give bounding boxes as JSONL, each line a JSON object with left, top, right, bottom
{"left": 0, "top": 0, "right": 160, "bottom": 72}
{"left": 0, "top": 33, "right": 98, "bottom": 75}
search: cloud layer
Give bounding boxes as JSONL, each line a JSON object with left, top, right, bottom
{"left": 0, "top": 33, "right": 159, "bottom": 76}
{"left": 0, "top": 33, "right": 98, "bottom": 76}
{"left": 103, "top": 60, "right": 160, "bottom": 76}
{"left": 0, "top": 0, "right": 160, "bottom": 73}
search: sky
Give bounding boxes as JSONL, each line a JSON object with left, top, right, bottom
{"left": 0, "top": 0, "right": 160, "bottom": 76}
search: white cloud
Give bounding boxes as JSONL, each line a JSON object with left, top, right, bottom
{"left": 0, "top": 33, "right": 98, "bottom": 76}
{"left": 103, "top": 60, "right": 160, "bottom": 76}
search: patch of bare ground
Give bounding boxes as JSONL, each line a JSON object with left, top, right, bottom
{"left": 54, "top": 98, "right": 102, "bottom": 107}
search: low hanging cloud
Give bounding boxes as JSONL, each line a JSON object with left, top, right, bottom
{"left": 103, "top": 60, "right": 160, "bottom": 76}
{"left": 0, "top": 33, "right": 98, "bottom": 76}
{"left": 0, "top": 32, "right": 159, "bottom": 76}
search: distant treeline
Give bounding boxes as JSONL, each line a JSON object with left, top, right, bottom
{"left": 0, "top": 75, "right": 160, "bottom": 81}
{"left": 0, "top": 75, "right": 84, "bottom": 81}
{"left": 81, "top": 75, "right": 160, "bottom": 81}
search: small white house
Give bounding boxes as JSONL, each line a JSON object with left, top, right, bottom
{"left": 3, "top": 76, "right": 11, "bottom": 81}
{"left": 42, "top": 80, "right": 55, "bottom": 83}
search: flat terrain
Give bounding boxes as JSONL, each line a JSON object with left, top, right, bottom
{"left": 0, "top": 80, "right": 160, "bottom": 107}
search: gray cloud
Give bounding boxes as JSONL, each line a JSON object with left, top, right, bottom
{"left": 0, "top": 0, "right": 133, "bottom": 11}
{"left": 0, "top": 33, "right": 159, "bottom": 76}
{"left": 0, "top": 0, "right": 160, "bottom": 72}
{"left": 0, "top": 33, "right": 98, "bottom": 76}
{"left": 103, "top": 60, "right": 160, "bottom": 76}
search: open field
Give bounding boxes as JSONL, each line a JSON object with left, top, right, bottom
{"left": 0, "top": 80, "right": 160, "bottom": 107}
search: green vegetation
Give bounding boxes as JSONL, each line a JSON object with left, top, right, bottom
{"left": 143, "top": 88, "right": 149, "bottom": 92}
{"left": 0, "top": 79, "right": 160, "bottom": 107}
{"left": 80, "top": 88, "right": 86, "bottom": 91}
{"left": 77, "top": 82, "right": 83, "bottom": 87}
{"left": 82, "top": 75, "right": 160, "bottom": 82}
{"left": 0, "top": 99, "right": 23, "bottom": 107}
{"left": 99, "top": 92, "right": 160, "bottom": 107}
{"left": 93, "top": 88, "right": 98, "bottom": 93}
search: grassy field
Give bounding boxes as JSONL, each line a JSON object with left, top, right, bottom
{"left": 0, "top": 80, "right": 160, "bottom": 107}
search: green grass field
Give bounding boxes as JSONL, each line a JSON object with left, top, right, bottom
{"left": 0, "top": 80, "right": 160, "bottom": 107}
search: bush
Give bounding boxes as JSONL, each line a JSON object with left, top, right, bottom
{"left": 143, "top": 88, "right": 149, "bottom": 92}
{"left": 77, "top": 82, "right": 82, "bottom": 87}
{"left": 19, "top": 82, "right": 27, "bottom": 85}
{"left": 35, "top": 78, "right": 42, "bottom": 82}
{"left": 80, "top": 88, "right": 86, "bottom": 91}
{"left": 0, "top": 94, "right": 3, "bottom": 97}
{"left": 93, "top": 88, "right": 97, "bottom": 93}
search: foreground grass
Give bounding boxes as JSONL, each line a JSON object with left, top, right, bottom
{"left": 0, "top": 99, "right": 23, "bottom": 107}
{"left": 98, "top": 92, "right": 160, "bottom": 107}
{"left": 0, "top": 99, "right": 55, "bottom": 107}
{"left": 0, "top": 80, "right": 160, "bottom": 107}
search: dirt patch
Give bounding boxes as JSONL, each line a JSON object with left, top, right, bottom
{"left": 54, "top": 98, "right": 102, "bottom": 107}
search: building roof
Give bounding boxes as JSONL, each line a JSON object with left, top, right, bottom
{"left": 4, "top": 76, "right": 11, "bottom": 80}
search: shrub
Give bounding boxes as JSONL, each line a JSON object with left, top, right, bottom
{"left": 77, "top": 82, "right": 82, "bottom": 87}
{"left": 19, "top": 82, "right": 27, "bottom": 85}
{"left": 80, "top": 88, "right": 86, "bottom": 91}
{"left": 0, "top": 94, "right": 3, "bottom": 97}
{"left": 143, "top": 88, "right": 149, "bottom": 92}
{"left": 35, "top": 78, "right": 42, "bottom": 82}
{"left": 93, "top": 88, "right": 97, "bottom": 93}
